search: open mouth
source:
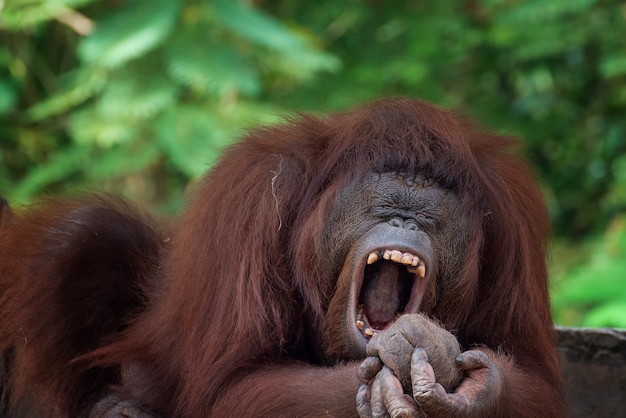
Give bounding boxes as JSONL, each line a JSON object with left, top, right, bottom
{"left": 356, "top": 249, "right": 426, "bottom": 339}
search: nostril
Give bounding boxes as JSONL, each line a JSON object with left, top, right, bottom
{"left": 405, "top": 220, "right": 418, "bottom": 231}
{"left": 389, "top": 217, "right": 418, "bottom": 230}
{"left": 389, "top": 218, "right": 403, "bottom": 228}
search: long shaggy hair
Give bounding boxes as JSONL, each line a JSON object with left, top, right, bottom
{"left": 0, "top": 98, "right": 562, "bottom": 417}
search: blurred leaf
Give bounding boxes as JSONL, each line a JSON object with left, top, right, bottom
{"left": 27, "top": 69, "right": 108, "bottom": 121}
{"left": 78, "top": 0, "right": 179, "bottom": 69}
{"left": 154, "top": 106, "right": 229, "bottom": 177}
{"left": 211, "top": 0, "right": 340, "bottom": 80}
{"left": 583, "top": 302, "right": 626, "bottom": 328}
{"left": 97, "top": 66, "right": 178, "bottom": 120}
{"left": 263, "top": 48, "right": 341, "bottom": 83}
{"left": 212, "top": 0, "right": 307, "bottom": 52}
{"left": 0, "top": 78, "right": 18, "bottom": 114}
{"left": 69, "top": 106, "right": 138, "bottom": 147}
{"left": 87, "top": 143, "right": 160, "bottom": 181}
{"left": 166, "top": 32, "right": 261, "bottom": 96}
{"left": 65, "top": 64, "right": 177, "bottom": 147}
{"left": 0, "top": 0, "right": 95, "bottom": 29}
{"left": 552, "top": 216, "right": 626, "bottom": 327}
{"left": 601, "top": 55, "right": 626, "bottom": 78}
{"left": 12, "top": 144, "right": 92, "bottom": 199}
{"left": 497, "top": 0, "right": 597, "bottom": 23}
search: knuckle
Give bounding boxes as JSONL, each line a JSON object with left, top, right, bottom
{"left": 413, "top": 387, "right": 433, "bottom": 398}
{"left": 389, "top": 407, "right": 416, "bottom": 418}
{"left": 387, "top": 397, "right": 417, "bottom": 418}
{"left": 412, "top": 382, "right": 440, "bottom": 400}
{"left": 370, "top": 404, "right": 389, "bottom": 418}
{"left": 359, "top": 357, "right": 383, "bottom": 381}
{"left": 459, "top": 349, "right": 492, "bottom": 370}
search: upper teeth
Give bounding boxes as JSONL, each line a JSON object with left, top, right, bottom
{"left": 366, "top": 249, "right": 426, "bottom": 278}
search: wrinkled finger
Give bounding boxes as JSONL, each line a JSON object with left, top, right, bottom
{"left": 454, "top": 349, "right": 503, "bottom": 403}
{"left": 370, "top": 368, "right": 391, "bottom": 418}
{"left": 359, "top": 356, "right": 384, "bottom": 382}
{"left": 367, "top": 331, "right": 414, "bottom": 391}
{"left": 367, "top": 329, "right": 413, "bottom": 363}
{"left": 456, "top": 349, "right": 490, "bottom": 371}
{"left": 356, "top": 384, "right": 373, "bottom": 418}
{"left": 377, "top": 366, "right": 419, "bottom": 417}
{"left": 410, "top": 348, "right": 461, "bottom": 415}
{"left": 411, "top": 348, "right": 446, "bottom": 398}
{"left": 410, "top": 348, "right": 435, "bottom": 392}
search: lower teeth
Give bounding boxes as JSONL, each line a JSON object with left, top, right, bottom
{"left": 356, "top": 305, "right": 378, "bottom": 338}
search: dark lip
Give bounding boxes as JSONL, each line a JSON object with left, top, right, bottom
{"left": 351, "top": 245, "right": 430, "bottom": 342}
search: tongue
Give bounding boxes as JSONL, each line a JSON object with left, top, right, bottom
{"left": 362, "top": 262, "right": 403, "bottom": 329}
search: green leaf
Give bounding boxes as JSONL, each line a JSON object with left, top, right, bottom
{"left": 497, "top": 0, "right": 597, "bottom": 24}
{"left": 210, "top": 0, "right": 340, "bottom": 79}
{"left": 66, "top": 65, "right": 177, "bottom": 147}
{"left": 0, "top": 78, "right": 18, "bottom": 114}
{"left": 87, "top": 143, "right": 160, "bottom": 181}
{"left": 166, "top": 32, "right": 261, "bottom": 96}
{"left": 27, "top": 69, "right": 107, "bottom": 121}
{"left": 264, "top": 48, "right": 341, "bottom": 83}
{"left": 69, "top": 106, "right": 138, "bottom": 147}
{"left": 551, "top": 216, "right": 626, "bottom": 326}
{"left": 600, "top": 55, "right": 626, "bottom": 78}
{"left": 583, "top": 302, "right": 626, "bottom": 328}
{"left": 13, "top": 144, "right": 92, "bottom": 198}
{"left": 0, "top": 0, "right": 96, "bottom": 29}
{"left": 211, "top": 0, "right": 305, "bottom": 52}
{"left": 78, "top": 0, "right": 179, "bottom": 69}
{"left": 154, "top": 106, "right": 230, "bottom": 177}
{"left": 97, "top": 68, "right": 178, "bottom": 120}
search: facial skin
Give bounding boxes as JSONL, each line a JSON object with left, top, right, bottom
{"left": 324, "top": 172, "right": 469, "bottom": 359}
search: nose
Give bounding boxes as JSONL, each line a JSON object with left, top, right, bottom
{"left": 388, "top": 217, "right": 418, "bottom": 231}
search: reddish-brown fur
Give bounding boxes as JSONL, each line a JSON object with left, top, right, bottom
{"left": 0, "top": 98, "right": 565, "bottom": 417}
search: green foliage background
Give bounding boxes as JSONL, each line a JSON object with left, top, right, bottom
{"left": 1, "top": 0, "right": 625, "bottom": 327}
